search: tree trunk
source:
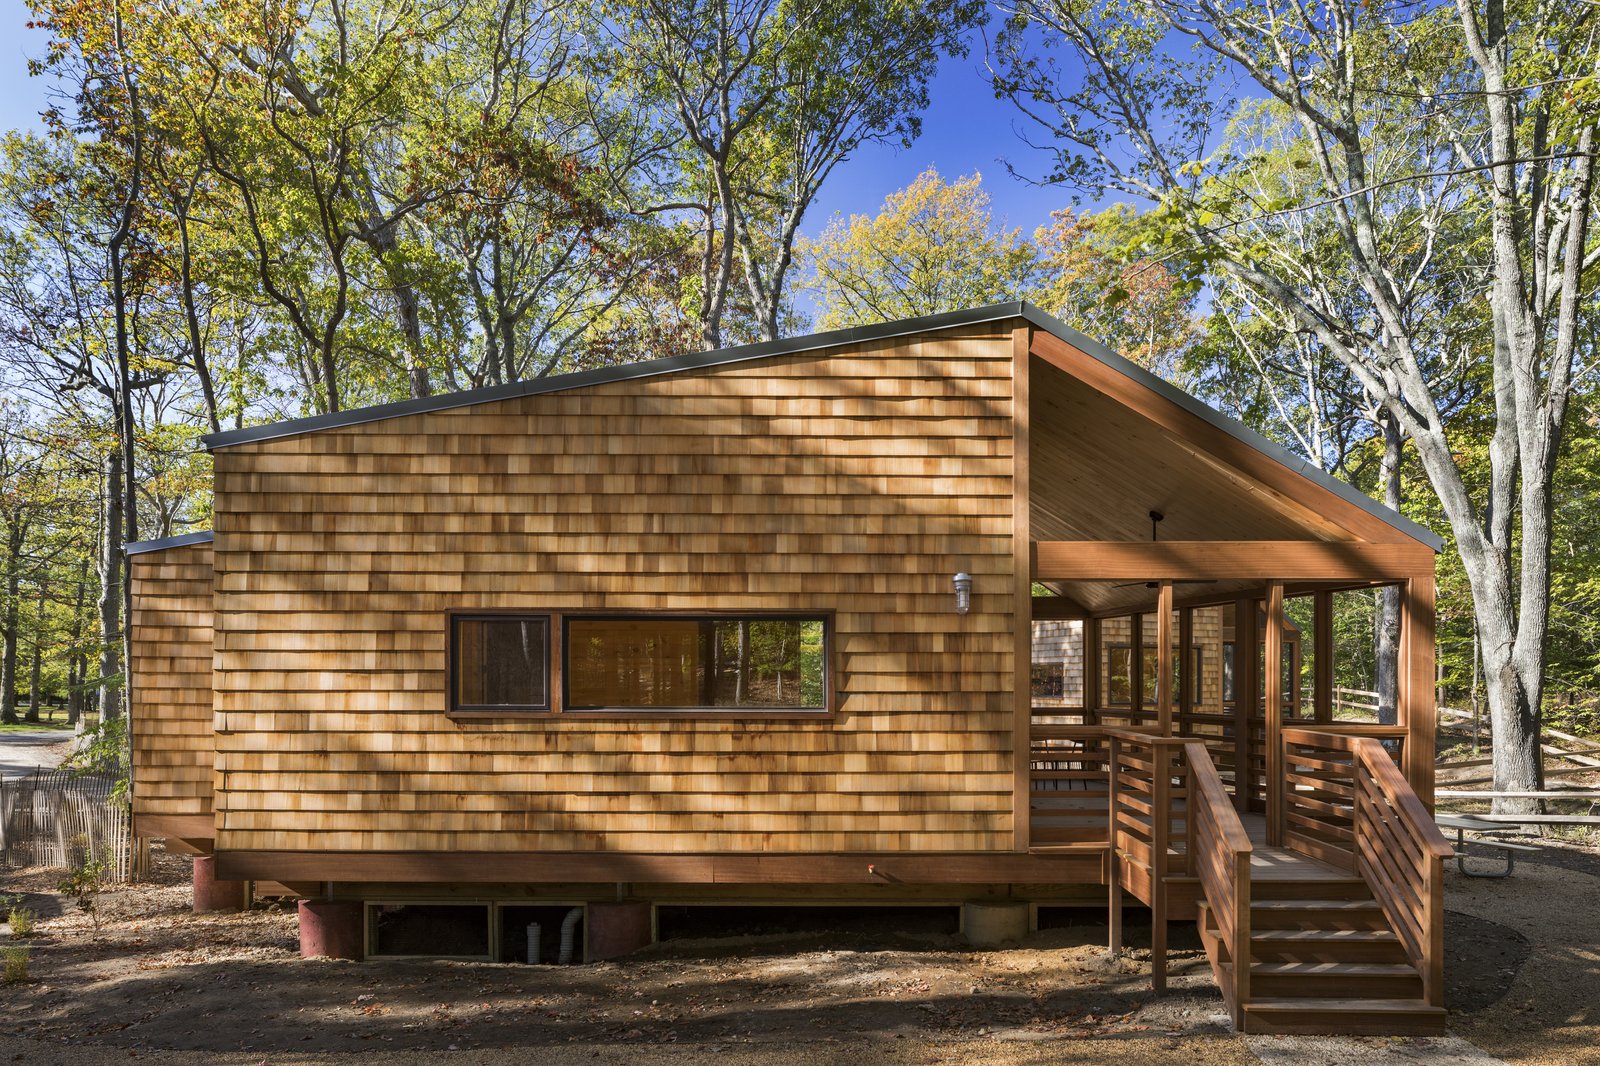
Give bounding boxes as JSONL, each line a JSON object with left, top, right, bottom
{"left": 25, "top": 578, "right": 45, "bottom": 723}
{"left": 67, "top": 559, "right": 86, "bottom": 728}
{"left": 98, "top": 448, "right": 124, "bottom": 723}
{"left": 735, "top": 621, "right": 750, "bottom": 704}
{"left": 1375, "top": 413, "right": 1402, "bottom": 726}
{"left": 0, "top": 525, "right": 22, "bottom": 726}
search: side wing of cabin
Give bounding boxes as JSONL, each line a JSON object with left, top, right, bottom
{"left": 127, "top": 532, "right": 216, "bottom": 849}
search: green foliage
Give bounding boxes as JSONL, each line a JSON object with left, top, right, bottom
{"left": 1, "top": 945, "right": 28, "bottom": 984}
{"left": 57, "top": 858, "right": 109, "bottom": 931}
{"left": 65, "top": 716, "right": 130, "bottom": 804}
{"left": 802, "top": 169, "right": 1035, "bottom": 329}
{"left": 6, "top": 904, "right": 37, "bottom": 938}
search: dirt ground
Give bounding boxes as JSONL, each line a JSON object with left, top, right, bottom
{"left": 1, "top": 838, "right": 1597, "bottom": 1066}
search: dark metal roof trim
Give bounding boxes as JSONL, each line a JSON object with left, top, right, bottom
{"left": 200, "top": 300, "right": 1442, "bottom": 551}
{"left": 124, "top": 531, "right": 215, "bottom": 555}
{"left": 201, "top": 304, "right": 1031, "bottom": 451}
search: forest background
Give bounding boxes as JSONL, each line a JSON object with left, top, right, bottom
{"left": 0, "top": 0, "right": 1592, "bottom": 808}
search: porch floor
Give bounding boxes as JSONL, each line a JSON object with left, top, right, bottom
{"left": 1240, "top": 814, "right": 1347, "bottom": 882}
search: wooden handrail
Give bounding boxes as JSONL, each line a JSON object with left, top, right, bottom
{"left": 1184, "top": 741, "right": 1252, "bottom": 1028}
{"left": 1355, "top": 739, "right": 1454, "bottom": 861}
{"left": 1282, "top": 725, "right": 1406, "bottom": 747}
{"left": 1279, "top": 726, "right": 1452, "bottom": 1009}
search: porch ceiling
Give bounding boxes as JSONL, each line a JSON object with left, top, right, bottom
{"left": 1028, "top": 355, "right": 1357, "bottom": 546}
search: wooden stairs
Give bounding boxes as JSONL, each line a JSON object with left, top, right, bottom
{"left": 1100, "top": 729, "right": 1453, "bottom": 1036}
{"left": 1196, "top": 866, "right": 1446, "bottom": 1034}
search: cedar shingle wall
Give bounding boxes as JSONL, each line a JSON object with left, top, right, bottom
{"left": 211, "top": 329, "right": 1020, "bottom": 853}
{"left": 130, "top": 541, "right": 215, "bottom": 821}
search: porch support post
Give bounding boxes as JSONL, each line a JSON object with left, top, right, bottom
{"left": 1156, "top": 582, "right": 1174, "bottom": 735}
{"left": 1084, "top": 617, "right": 1101, "bottom": 722}
{"left": 1233, "top": 598, "right": 1257, "bottom": 817}
{"left": 1178, "top": 605, "right": 1193, "bottom": 735}
{"left": 1313, "top": 590, "right": 1334, "bottom": 723}
{"left": 1401, "top": 573, "right": 1438, "bottom": 808}
{"left": 1264, "top": 582, "right": 1286, "bottom": 846}
{"left": 1131, "top": 612, "right": 1145, "bottom": 723}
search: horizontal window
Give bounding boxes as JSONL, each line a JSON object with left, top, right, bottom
{"left": 452, "top": 615, "right": 550, "bottom": 711}
{"left": 564, "top": 615, "right": 827, "bottom": 712}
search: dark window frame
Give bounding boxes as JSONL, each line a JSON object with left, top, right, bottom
{"left": 446, "top": 609, "right": 836, "bottom": 721}
{"left": 448, "top": 611, "right": 553, "bottom": 714}
{"left": 562, "top": 611, "right": 833, "bottom": 716}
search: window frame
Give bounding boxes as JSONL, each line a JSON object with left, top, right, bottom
{"left": 446, "top": 609, "right": 836, "bottom": 721}
{"left": 447, "top": 611, "right": 554, "bottom": 715}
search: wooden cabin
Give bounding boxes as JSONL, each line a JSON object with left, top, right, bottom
{"left": 126, "top": 303, "right": 1450, "bottom": 1034}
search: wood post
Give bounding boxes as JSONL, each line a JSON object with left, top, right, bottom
{"left": 1156, "top": 583, "right": 1174, "bottom": 735}
{"left": 1401, "top": 573, "right": 1438, "bottom": 808}
{"left": 1233, "top": 598, "right": 1257, "bottom": 816}
{"left": 1265, "top": 582, "right": 1286, "bottom": 845}
{"left": 1085, "top": 617, "right": 1101, "bottom": 721}
{"left": 1178, "top": 605, "right": 1193, "bottom": 735}
{"left": 1107, "top": 733, "right": 1122, "bottom": 959}
{"left": 1150, "top": 742, "right": 1170, "bottom": 993}
{"left": 1131, "top": 612, "right": 1145, "bottom": 719}
{"left": 1313, "top": 590, "right": 1333, "bottom": 723}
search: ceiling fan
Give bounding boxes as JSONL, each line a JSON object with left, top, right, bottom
{"left": 1111, "top": 511, "right": 1220, "bottom": 590}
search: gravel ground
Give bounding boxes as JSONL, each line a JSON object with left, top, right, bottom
{"left": 2, "top": 837, "right": 1595, "bottom": 1065}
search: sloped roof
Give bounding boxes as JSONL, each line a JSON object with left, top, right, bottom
{"left": 199, "top": 302, "right": 1441, "bottom": 551}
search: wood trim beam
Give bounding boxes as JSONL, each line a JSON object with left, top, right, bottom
{"left": 1031, "top": 594, "right": 1090, "bottom": 619}
{"left": 1402, "top": 573, "right": 1438, "bottom": 808}
{"left": 212, "top": 850, "right": 1111, "bottom": 886}
{"left": 1033, "top": 540, "right": 1435, "bottom": 582}
{"left": 1012, "top": 323, "right": 1033, "bottom": 852}
{"left": 1028, "top": 330, "right": 1418, "bottom": 544}
{"left": 134, "top": 813, "right": 215, "bottom": 842}
{"left": 1264, "top": 583, "right": 1286, "bottom": 846}
{"left": 1011, "top": 320, "right": 1036, "bottom": 851}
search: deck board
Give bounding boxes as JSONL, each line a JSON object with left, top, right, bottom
{"left": 1243, "top": 814, "right": 1349, "bottom": 881}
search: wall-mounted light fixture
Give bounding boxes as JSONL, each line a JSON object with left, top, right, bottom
{"left": 953, "top": 571, "right": 972, "bottom": 614}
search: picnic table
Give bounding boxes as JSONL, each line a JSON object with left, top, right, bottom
{"left": 1436, "top": 813, "right": 1541, "bottom": 878}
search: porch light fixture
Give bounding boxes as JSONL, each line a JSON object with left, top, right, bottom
{"left": 953, "top": 572, "right": 972, "bottom": 614}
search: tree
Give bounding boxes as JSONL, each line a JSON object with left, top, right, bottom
{"left": 1032, "top": 204, "right": 1200, "bottom": 377}
{"left": 993, "top": 0, "right": 1599, "bottom": 811}
{"left": 802, "top": 168, "right": 1035, "bottom": 329}
{"left": 603, "top": 0, "right": 985, "bottom": 347}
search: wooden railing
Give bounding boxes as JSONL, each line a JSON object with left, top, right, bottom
{"left": 1281, "top": 727, "right": 1452, "bottom": 1007}
{"left": 1184, "top": 741, "right": 1252, "bottom": 1027}
{"left": 1029, "top": 722, "right": 1111, "bottom": 845}
{"left": 1282, "top": 725, "right": 1406, "bottom": 869}
{"left": 1105, "top": 728, "right": 1189, "bottom": 991}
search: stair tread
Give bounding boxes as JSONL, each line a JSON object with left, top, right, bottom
{"left": 1246, "top": 997, "right": 1444, "bottom": 1015}
{"left": 1253, "top": 928, "right": 1398, "bottom": 941}
{"left": 1248, "top": 961, "right": 1417, "bottom": 976}
{"left": 1253, "top": 899, "right": 1381, "bottom": 910}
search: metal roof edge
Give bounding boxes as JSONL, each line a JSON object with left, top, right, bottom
{"left": 1015, "top": 303, "right": 1444, "bottom": 552}
{"left": 197, "top": 298, "right": 1438, "bottom": 552}
{"left": 201, "top": 303, "right": 1030, "bottom": 451}
{"left": 124, "top": 531, "right": 215, "bottom": 555}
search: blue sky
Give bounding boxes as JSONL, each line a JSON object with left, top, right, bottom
{"left": 0, "top": 5, "right": 1072, "bottom": 239}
